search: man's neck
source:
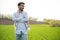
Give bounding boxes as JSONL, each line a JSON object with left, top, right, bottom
{"left": 19, "top": 10, "right": 23, "bottom": 13}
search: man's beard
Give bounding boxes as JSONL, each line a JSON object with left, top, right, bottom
{"left": 20, "top": 8, "right": 24, "bottom": 11}
{"left": 19, "top": 8, "right": 24, "bottom": 13}
{"left": 21, "top": 9, "right": 23, "bottom": 11}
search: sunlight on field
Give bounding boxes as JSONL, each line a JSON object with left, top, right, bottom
{"left": 0, "top": 24, "right": 60, "bottom": 40}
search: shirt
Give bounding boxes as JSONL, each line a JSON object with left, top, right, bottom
{"left": 12, "top": 11, "right": 29, "bottom": 34}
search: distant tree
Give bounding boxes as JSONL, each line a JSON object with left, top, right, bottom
{"left": 29, "top": 17, "right": 38, "bottom": 21}
{"left": 0, "top": 13, "right": 3, "bottom": 18}
{"left": 7, "top": 14, "right": 12, "bottom": 19}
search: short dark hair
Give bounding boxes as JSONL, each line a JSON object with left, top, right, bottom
{"left": 18, "top": 2, "right": 25, "bottom": 6}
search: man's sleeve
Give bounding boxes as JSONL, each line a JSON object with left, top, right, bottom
{"left": 12, "top": 13, "right": 22, "bottom": 22}
{"left": 22, "top": 12, "right": 29, "bottom": 22}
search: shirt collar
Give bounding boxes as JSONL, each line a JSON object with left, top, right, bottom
{"left": 17, "top": 10, "right": 24, "bottom": 14}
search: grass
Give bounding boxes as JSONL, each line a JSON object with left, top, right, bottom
{"left": 0, "top": 25, "right": 15, "bottom": 40}
{"left": 0, "top": 24, "right": 60, "bottom": 40}
{"left": 28, "top": 24, "right": 60, "bottom": 40}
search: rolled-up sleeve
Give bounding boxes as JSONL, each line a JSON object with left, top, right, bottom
{"left": 12, "top": 13, "right": 22, "bottom": 22}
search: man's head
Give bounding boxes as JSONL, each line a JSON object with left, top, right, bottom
{"left": 18, "top": 2, "right": 25, "bottom": 11}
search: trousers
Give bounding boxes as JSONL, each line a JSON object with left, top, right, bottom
{"left": 16, "top": 31, "right": 27, "bottom": 40}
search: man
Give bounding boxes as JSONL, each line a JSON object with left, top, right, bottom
{"left": 12, "top": 2, "right": 30, "bottom": 40}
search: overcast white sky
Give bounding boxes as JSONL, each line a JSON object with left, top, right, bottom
{"left": 0, "top": 0, "right": 60, "bottom": 21}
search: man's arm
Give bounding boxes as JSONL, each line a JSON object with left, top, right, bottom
{"left": 12, "top": 12, "right": 29, "bottom": 23}
{"left": 27, "top": 21, "right": 30, "bottom": 30}
{"left": 23, "top": 12, "right": 30, "bottom": 30}
{"left": 27, "top": 21, "right": 30, "bottom": 27}
{"left": 12, "top": 13, "right": 22, "bottom": 22}
{"left": 21, "top": 12, "right": 29, "bottom": 22}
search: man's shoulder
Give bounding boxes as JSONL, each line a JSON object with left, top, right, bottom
{"left": 13, "top": 11, "right": 18, "bottom": 15}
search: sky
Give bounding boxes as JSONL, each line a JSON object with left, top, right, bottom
{"left": 0, "top": 0, "right": 60, "bottom": 21}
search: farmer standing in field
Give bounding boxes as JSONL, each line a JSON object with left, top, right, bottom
{"left": 12, "top": 2, "right": 30, "bottom": 40}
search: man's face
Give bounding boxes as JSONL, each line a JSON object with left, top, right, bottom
{"left": 18, "top": 4, "right": 24, "bottom": 11}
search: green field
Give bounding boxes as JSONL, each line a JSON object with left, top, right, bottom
{"left": 0, "top": 24, "right": 60, "bottom": 40}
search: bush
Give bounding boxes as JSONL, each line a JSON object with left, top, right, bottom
{"left": 50, "top": 20, "right": 60, "bottom": 27}
{"left": 43, "top": 19, "right": 60, "bottom": 27}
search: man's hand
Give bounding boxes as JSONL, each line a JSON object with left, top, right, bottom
{"left": 27, "top": 27, "right": 30, "bottom": 31}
